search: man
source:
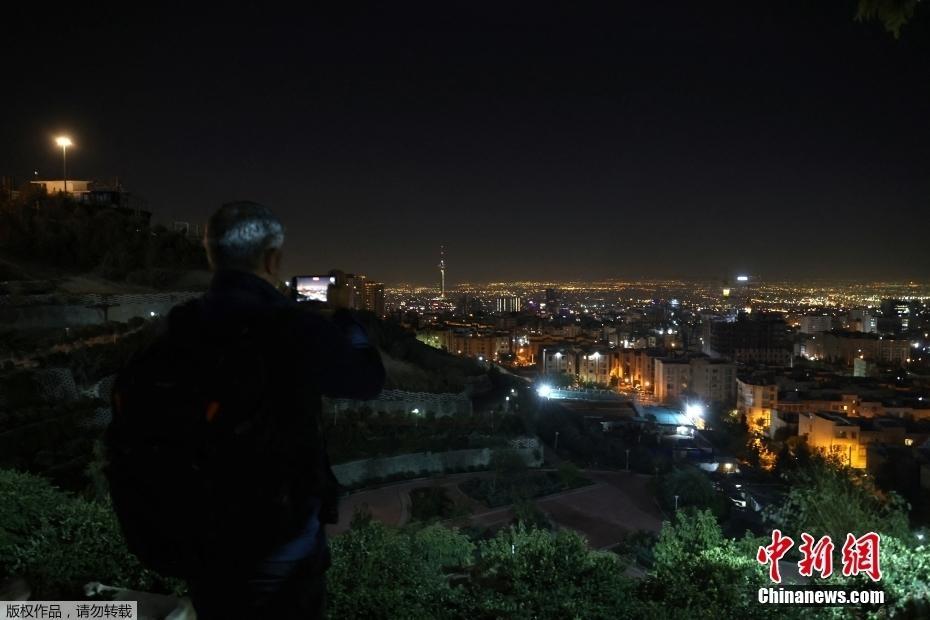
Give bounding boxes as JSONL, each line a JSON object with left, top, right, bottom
{"left": 180, "top": 201, "right": 384, "bottom": 617}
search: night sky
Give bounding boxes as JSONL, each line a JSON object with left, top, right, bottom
{"left": 3, "top": 3, "right": 929, "bottom": 284}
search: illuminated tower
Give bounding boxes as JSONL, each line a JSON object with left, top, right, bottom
{"left": 438, "top": 245, "right": 446, "bottom": 299}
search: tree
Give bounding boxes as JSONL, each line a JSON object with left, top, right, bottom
{"left": 876, "top": 535, "right": 930, "bottom": 615}
{"left": 557, "top": 461, "right": 583, "bottom": 489}
{"left": 644, "top": 509, "right": 786, "bottom": 619}
{"left": 856, "top": 0, "right": 921, "bottom": 37}
{"left": 490, "top": 448, "right": 527, "bottom": 493}
{"left": 468, "top": 524, "right": 640, "bottom": 619}
{"left": 0, "top": 469, "right": 169, "bottom": 599}
{"left": 765, "top": 459, "right": 910, "bottom": 544}
{"left": 659, "top": 466, "right": 725, "bottom": 517}
{"left": 326, "top": 519, "right": 472, "bottom": 619}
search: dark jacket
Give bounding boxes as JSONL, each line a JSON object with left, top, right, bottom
{"left": 197, "top": 269, "right": 384, "bottom": 400}
{"left": 171, "top": 270, "right": 385, "bottom": 554}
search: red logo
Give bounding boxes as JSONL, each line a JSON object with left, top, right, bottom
{"left": 757, "top": 529, "right": 794, "bottom": 583}
{"left": 841, "top": 532, "right": 882, "bottom": 582}
{"left": 757, "top": 531, "right": 882, "bottom": 583}
{"left": 798, "top": 533, "right": 834, "bottom": 579}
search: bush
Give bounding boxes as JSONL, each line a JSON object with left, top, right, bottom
{"left": 459, "top": 471, "right": 587, "bottom": 508}
{"left": 0, "top": 469, "right": 171, "bottom": 599}
{"left": 409, "top": 486, "right": 456, "bottom": 522}
{"left": 326, "top": 519, "right": 473, "bottom": 619}
{"left": 659, "top": 466, "right": 726, "bottom": 517}
{"left": 490, "top": 448, "right": 527, "bottom": 479}
{"left": 328, "top": 519, "right": 641, "bottom": 620}
{"left": 511, "top": 499, "right": 551, "bottom": 530}
{"left": 557, "top": 461, "right": 584, "bottom": 489}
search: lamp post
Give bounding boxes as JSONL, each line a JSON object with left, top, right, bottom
{"left": 55, "top": 136, "right": 72, "bottom": 193}
{"left": 554, "top": 431, "right": 560, "bottom": 451}
{"left": 674, "top": 494, "right": 679, "bottom": 511}
{"left": 625, "top": 448, "right": 630, "bottom": 472}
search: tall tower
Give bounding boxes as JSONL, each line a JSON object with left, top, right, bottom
{"left": 438, "top": 245, "right": 446, "bottom": 299}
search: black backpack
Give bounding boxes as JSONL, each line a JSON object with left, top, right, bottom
{"left": 104, "top": 300, "right": 323, "bottom": 580}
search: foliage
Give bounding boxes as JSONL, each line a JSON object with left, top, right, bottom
{"left": 764, "top": 459, "right": 910, "bottom": 543}
{"left": 536, "top": 404, "right": 634, "bottom": 469}
{"left": 877, "top": 536, "right": 930, "bottom": 616}
{"left": 615, "top": 529, "right": 658, "bottom": 570}
{"left": 467, "top": 524, "right": 640, "bottom": 619}
{"left": 0, "top": 399, "right": 103, "bottom": 492}
{"left": 324, "top": 408, "right": 518, "bottom": 463}
{"left": 658, "top": 466, "right": 726, "bottom": 517}
{"left": 557, "top": 461, "right": 583, "bottom": 489}
{"left": 329, "top": 510, "right": 640, "bottom": 619}
{"left": 459, "top": 471, "right": 585, "bottom": 508}
{"left": 355, "top": 312, "right": 486, "bottom": 392}
{"left": 41, "top": 319, "right": 162, "bottom": 386}
{"left": 409, "top": 486, "right": 456, "bottom": 522}
{"left": 0, "top": 189, "right": 205, "bottom": 284}
{"left": 490, "top": 448, "right": 528, "bottom": 479}
{"left": 644, "top": 509, "right": 783, "bottom": 619}
{"left": 856, "top": 0, "right": 920, "bottom": 37}
{"left": 0, "top": 469, "right": 173, "bottom": 599}
{"left": 326, "top": 519, "right": 472, "bottom": 619}
{"left": 510, "top": 499, "right": 551, "bottom": 530}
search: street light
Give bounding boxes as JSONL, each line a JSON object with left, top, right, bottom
{"left": 55, "top": 136, "right": 73, "bottom": 193}
{"left": 674, "top": 495, "right": 679, "bottom": 511}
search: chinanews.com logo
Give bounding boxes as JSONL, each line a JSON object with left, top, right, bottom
{"left": 754, "top": 529, "right": 885, "bottom": 607}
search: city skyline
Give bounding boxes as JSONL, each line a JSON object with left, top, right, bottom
{"left": 2, "top": 4, "right": 929, "bottom": 284}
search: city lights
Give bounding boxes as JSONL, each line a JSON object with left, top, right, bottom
{"left": 5, "top": 9, "right": 930, "bottom": 618}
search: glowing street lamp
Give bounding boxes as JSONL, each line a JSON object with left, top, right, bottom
{"left": 55, "top": 136, "right": 73, "bottom": 193}
{"left": 685, "top": 403, "right": 706, "bottom": 429}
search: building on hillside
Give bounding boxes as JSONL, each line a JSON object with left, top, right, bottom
{"left": 495, "top": 296, "right": 524, "bottom": 313}
{"left": 737, "top": 375, "right": 778, "bottom": 434}
{"left": 816, "top": 331, "right": 911, "bottom": 366}
{"left": 800, "top": 314, "right": 832, "bottom": 334}
{"left": 442, "top": 329, "right": 511, "bottom": 361}
{"left": 576, "top": 349, "right": 612, "bottom": 385}
{"left": 615, "top": 347, "right": 664, "bottom": 392}
{"left": 798, "top": 412, "right": 867, "bottom": 469}
{"left": 30, "top": 179, "right": 151, "bottom": 221}
{"left": 539, "top": 346, "right": 578, "bottom": 378}
{"left": 654, "top": 355, "right": 735, "bottom": 405}
{"left": 32, "top": 179, "right": 92, "bottom": 194}
{"left": 361, "top": 280, "right": 386, "bottom": 317}
{"left": 703, "top": 312, "right": 793, "bottom": 366}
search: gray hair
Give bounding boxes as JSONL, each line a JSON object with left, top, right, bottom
{"left": 203, "top": 201, "right": 285, "bottom": 271}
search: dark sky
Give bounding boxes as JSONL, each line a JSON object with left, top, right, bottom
{"left": 3, "top": 3, "right": 929, "bottom": 285}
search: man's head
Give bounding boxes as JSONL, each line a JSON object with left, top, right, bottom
{"left": 204, "top": 201, "right": 285, "bottom": 283}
